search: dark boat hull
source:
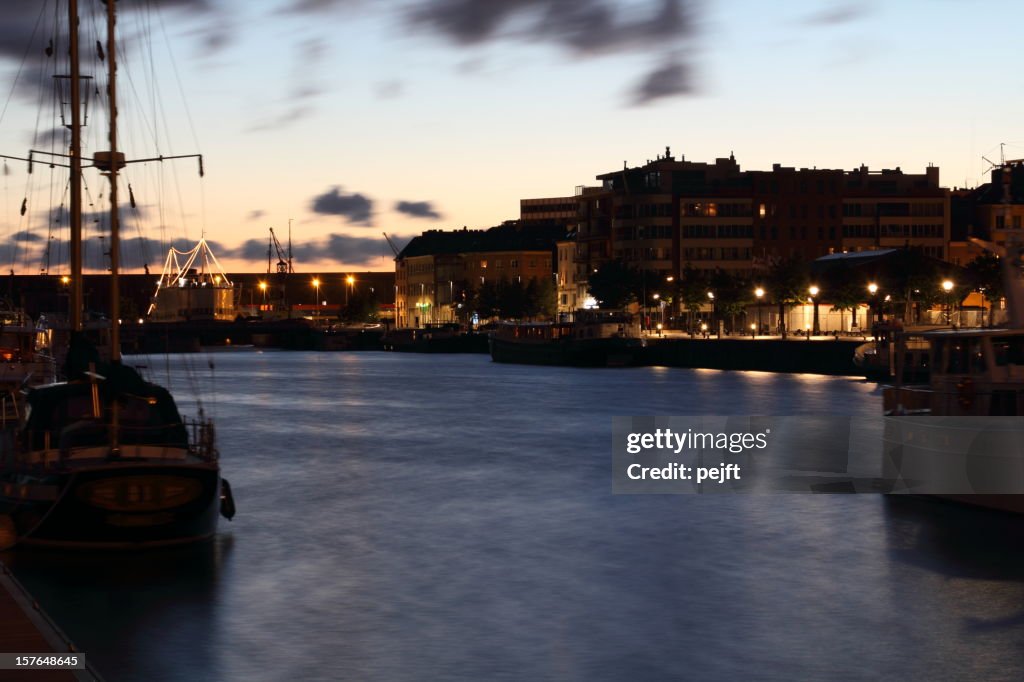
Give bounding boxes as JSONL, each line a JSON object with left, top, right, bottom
{"left": 489, "top": 336, "right": 644, "bottom": 368}
{"left": 1, "top": 462, "right": 221, "bottom": 549}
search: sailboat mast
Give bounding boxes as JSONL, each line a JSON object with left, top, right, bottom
{"left": 68, "top": 0, "right": 83, "bottom": 331}
{"left": 104, "top": 0, "right": 121, "bottom": 363}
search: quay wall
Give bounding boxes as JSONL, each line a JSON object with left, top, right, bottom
{"left": 642, "top": 338, "right": 862, "bottom": 376}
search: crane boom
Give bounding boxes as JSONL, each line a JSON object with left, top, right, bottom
{"left": 382, "top": 232, "right": 401, "bottom": 257}
{"left": 269, "top": 227, "right": 292, "bottom": 274}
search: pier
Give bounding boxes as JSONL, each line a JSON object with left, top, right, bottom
{"left": 0, "top": 562, "right": 101, "bottom": 682}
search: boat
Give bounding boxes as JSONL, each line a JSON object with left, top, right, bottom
{"left": 489, "top": 310, "right": 645, "bottom": 367}
{"left": 147, "top": 239, "right": 237, "bottom": 323}
{"left": 881, "top": 203, "right": 1024, "bottom": 513}
{"left": 0, "top": 0, "right": 234, "bottom": 548}
{"left": 853, "top": 323, "right": 935, "bottom": 382}
{"left": 0, "top": 305, "right": 57, "bottom": 393}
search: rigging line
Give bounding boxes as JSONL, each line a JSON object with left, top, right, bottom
{"left": 155, "top": 5, "right": 203, "bottom": 154}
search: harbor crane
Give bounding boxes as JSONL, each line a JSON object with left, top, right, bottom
{"left": 383, "top": 232, "right": 402, "bottom": 258}
{"left": 268, "top": 227, "right": 293, "bottom": 274}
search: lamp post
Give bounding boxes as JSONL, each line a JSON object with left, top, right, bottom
{"left": 707, "top": 291, "right": 716, "bottom": 338}
{"left": 312, "top": 278, "right": 320, "bottom": 321}
{"left": 754, "top": 287, "right": 764, "bottom": 338}
{"left": 346, "top": 275, "right": 355, "bottom": 305}
{"left": 653, "top": 293, "right": 665, "bottom": 333}
{"left": 942, "top": 279, "right": 954, "bottom": 325}
{"left": 809, "top": 285, "right": 820, "bottom": 336}
{"left": 259, "top": 281, "right": 267, "bottom": 306}
{"left": 867, "top": 282, "right": 878, "bottom": 333}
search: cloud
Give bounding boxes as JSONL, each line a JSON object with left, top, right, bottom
{"left": 375, "top": 80, "right": 405, "bottom": 99}
{"left": 324, "top": 234, "right": 393, "bottom": 265}
{"left": 803, "top": 2, "right": 871, "bottom": 26}
{"left": 11, "top": 230, "right": 43, "bottom": 243}
{"left": 395, "top": 200, "right": 442, "bottom": 220}
{"left": 405, "top": 0, "right": 699, "bottom": 105}
{"left": 247, "top": 209, "right": 266, "bottom": 221}
{"left": 311, "top": 186, "right": 374, "bottom": 225}
{"left": 631, "top": 56, "right": 692, "bottom": 105}
{"left": 222, "top": 233, "right": 389, "bottom": 266}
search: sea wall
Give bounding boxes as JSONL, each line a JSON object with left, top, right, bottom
{"left": 642, "top": 337, "right": 862, "bottom": 375}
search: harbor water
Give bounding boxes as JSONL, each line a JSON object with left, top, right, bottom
{"left": 4, "top": 351, "right": 1024, "bottom": 681}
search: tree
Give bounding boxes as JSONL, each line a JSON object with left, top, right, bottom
{"left": 824, "top": 263, "right": 865, "bottom": 332}
{"left": 339, "top": 286, "right": 379, "bottom": 323}
{"left": 678, "top": 265, "right": 708, "bottom": 331}
{"left": 965, "top": 253, "right": 1003, "bottom": 326}
{"left": 765, "top": 257, "right": 808, "bottom": 339}
{"left": 710, "top": 269, "right": 752, "bottom": 334}
{"left": 587, "top": 260, "right": 639, "bottom": 310}
{"left": 525, "top": 275, "right": 557, "bottom": 320}
{"left": 879, "top": 247, "right": 939, "bottom": 324}
{"left": 476, "top": 280, "right": 500, "bottom": 320}
{"left": 497, "top": 277, "right": 527, "bottom": 319}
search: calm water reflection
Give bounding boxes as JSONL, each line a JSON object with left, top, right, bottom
{"left": 4, "top": 351, "right": 1024, "bottom": 681}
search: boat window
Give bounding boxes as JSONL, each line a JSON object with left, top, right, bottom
{"left": 944, "top": 340, "right": 985, "bottom": 374}
{"left": 992, "top": 337, "right": 1024, "bottom": 366}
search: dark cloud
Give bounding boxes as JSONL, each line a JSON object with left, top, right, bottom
{"left": 803, "top": 2, "right": 870, "bottom": 26}
{"left": 406, "top": 0, "right": 698, "bottom": 105}
{"left": 283, "top": 0, "right": 359, "bottom": 14}
{"left": 631, "top": 57, "right": 692, "bottom": 105}
{"left": 11, "top": 230, "right": 43, "bottom": 243}
{"left": 325, "top": 234, "right": 392, "bottom": 265}
{"left": 407, "top": 0, "right": 692, "bottom": 53}
{"left": 311, "top": 186, "right": 374, "bottom": 225}
{"left": 247, "top": 210, "right": 266, "bottom": 221}
{"left": 394, "top": 200, "right": 442, "bottom": 220}
{"left": 223, "top": 233, "right": 389, "bottom": 266}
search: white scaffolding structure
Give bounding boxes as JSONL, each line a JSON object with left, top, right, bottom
{"left": 148, "top": 238, "right": 233, "bottom": 317}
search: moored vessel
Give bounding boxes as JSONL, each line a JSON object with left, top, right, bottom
{"left": 489, "top": 310, "right": 644, "bottom": 367}
{"left": 0, "top": 0, "right": 234, "bottom": 548}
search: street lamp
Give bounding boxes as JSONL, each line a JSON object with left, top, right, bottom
{"left": 346, "top": 275, "right": 355, "bottom": 305}
{"left": 312, "top": 278, "right": 320, "bottom": 321}
{"left": 707, "top": 291, "right": 716, "bottom": 337}
{"left": 809, "top": 285, "right": 820, "bottom": 336}
{"left": 867, "top": 282, "right": 879, "bottom": 330}
{"left": 259, "top": 281, "right": 267, "bottom": 307}
{"left": 942, "top": 279, "right": 954, "bottom": 325}
{"left": 653, "top": 293, "right": 665, "bottom": 331}
{"left": 754, "top": 287, "right": 764, "bottom": 337}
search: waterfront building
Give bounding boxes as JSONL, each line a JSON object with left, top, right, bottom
{"left": 575, "top": 150, "right": 951, "bottom": 286}
{"left": 395, "top": 223, "right": 560, "bottom": 328}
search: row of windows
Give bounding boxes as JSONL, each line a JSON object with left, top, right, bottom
{"left": 681, "top": 202, "right": 752, "bottom": 218}
{"left": 522, "top": 203, "right": 575, "bottom": 214}
{"left": 614, "top": 247, "right": 671, "bottom": 261}
{"left": 843, "top": 202, "right": 944, "bottom": 217}
{"left": 878, "top": 224, "right": 945, "bottom": 238}
{"left": 682, "top": 247, "right": 754, "bottom": 261}
{"left": 611, "top": 223, "right": 946, "bottom": 242}
{"left": 615, "top": 204, "right": 673, "bottom": 219}
{"left": 480, "top": 259, "right": 542, "bottom": 269}
{"left": 616, "top": 225, "right": 673, "bottom": 240}
{"left": 995, "top": 215, "right": 1024, "bottom": 229}
{"left": 682, "top": 225, "right": 754, "bottom": 239}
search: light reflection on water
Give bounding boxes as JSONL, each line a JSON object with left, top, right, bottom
{"left": 4, "top": 351, "right": 1024, "bottom": 681}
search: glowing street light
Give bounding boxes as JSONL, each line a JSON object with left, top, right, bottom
{"left": 942, "top": 279, "right": 955, "bottom": 324}
{"left": 754, "top": 287, "right": 764, "bottom": 337}
{"left": 808, "top": 285, "right": 820, "bottom": 336}
{"left": 346, "top": 274, "right": 355, "bottom": 305}
{"left": 312, "top": 278, "right": 321, "bottom": 320}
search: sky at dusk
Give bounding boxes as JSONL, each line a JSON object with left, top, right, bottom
{"left": 1, "top": 0, "right": 1022, "bottom": 275}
